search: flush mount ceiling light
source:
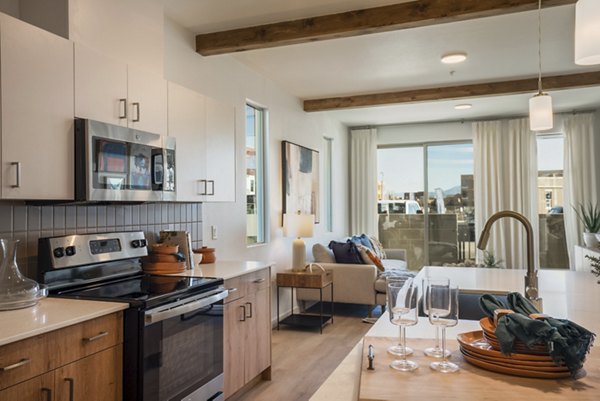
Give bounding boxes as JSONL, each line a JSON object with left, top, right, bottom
{"left": 529, "top": 0, "right": 553, "bottom": 131}
{"left": 441, "top": 52, "right": 467, "bottom": 64}
{"left": 454, "top": 104, "right": 472, "bottom": 110}
{"left": 575, "top": 0, "right": 600, "bottom": 65}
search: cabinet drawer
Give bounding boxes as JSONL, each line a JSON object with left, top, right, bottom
{"left": 224, "top": 276, "right": 245, "bottom": 303}
{"left": 243, "top": 268, "right": 270, "bottom": 294}
{"left": 0, "top": 334, "right": 49, "bottom": 391}
{"left": 48, "top": 312, "right": 123, "bottom": 369}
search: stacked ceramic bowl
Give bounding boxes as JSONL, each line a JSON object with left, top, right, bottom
{"left": 142, "top": 244, "right": 186, "bottom": 275}
{"left": 457, "top": 317, "right": 570, "bottom": 378}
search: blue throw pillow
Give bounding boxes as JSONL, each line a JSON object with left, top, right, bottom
{"left": 328, "top": 240, "right": 363, "bottom": 264}
{"left": 350, "top": 234, "right": 373, "bottom": 251}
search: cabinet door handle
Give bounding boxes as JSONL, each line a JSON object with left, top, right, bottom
{"left": 227, "top": 287, "right": 238, "bottom": 293}
{"left": 64, "top": 378, "right": 74, "bottom": 401}
{"left": 245, "top": 302, "right": 253, "bottom": 318}
{"left": 83, "top": 331, "right": 108, "bottom": 342}
{"left": 10, "top": 162, "right": 21, "bottom": 188}
{"left": 208, "top": 180, "right": 215, "bottom": 195}
{"left": 253, "top": 278, "right": 266, "bottom": 284}
{"left": 119, "top": 98, "right": 127, "bottom": 119}
{"left": 239, "top": 305, "right": 246, "bottom": 321}
{"left": 41, "top": 388, "right": 52, "bottom": 401}
{"left": 198, "top": 179, "right": 208, "bottom": 195}
{"left": 132, "top": 102, "right": 140, "bottom": 122}
{"left": 0, "top": 358, "right": 30, "bottom": 371}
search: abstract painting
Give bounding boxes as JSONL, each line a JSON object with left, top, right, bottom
{"left": 282, "top": 141, "right": 320, "bottom": 223}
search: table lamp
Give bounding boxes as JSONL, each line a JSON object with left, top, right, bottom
{"left": 284, "top": 212, "right": 314, "bottom": 271}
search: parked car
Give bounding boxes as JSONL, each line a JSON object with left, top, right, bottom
{"left": 549, "top": 206, "right": 563, "bottom": 214}
{"left": 378, "top": 200, "right": 422, "bottom": 214}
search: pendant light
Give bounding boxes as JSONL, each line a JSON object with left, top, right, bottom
{"left": 529, "top": 0, "right": 553, "bottom": 131}
{"left": 575, "top": 0, "right": 600, "bottom": 65}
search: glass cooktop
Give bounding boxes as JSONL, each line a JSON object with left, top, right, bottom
{"left": 54, "top": 274, "right": 223, "bottom": 308}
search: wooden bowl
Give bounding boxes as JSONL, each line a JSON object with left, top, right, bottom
{"left": 151, "top": 243, "right": 179, "bottom": 254}
{"left": 147, "top": 253, "right": 179, "bottom": 263}
{"left": 193, "top": 247, "right": 216, "bottom": 264}
{"left": 143, "top": 261, "right": 185, "bottom": 273}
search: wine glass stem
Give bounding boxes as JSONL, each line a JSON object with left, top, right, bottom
{"left": 401, "top": 325, "right": 407, "bottom": 364}
{"left": 441, "top": 326, "right": 447, "bottom": 365}
{"left": 435, "top": 325, "right": 440, "bottom": 349}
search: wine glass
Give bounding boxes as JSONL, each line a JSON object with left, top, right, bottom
{"left": 387, "top": 278, "right": 419, "bottom": 372}
{"left": 422, "top": 277, "right": 451, "bottom": 358}
{"left": 386, "top": 277, "right": 414, "bottom": 356}
{"left": 428, "top": 285, "right": 460, "bottom": 373}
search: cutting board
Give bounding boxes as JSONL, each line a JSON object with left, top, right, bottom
{"left": 358, "top": 336, "right": 599, "bottom": 401}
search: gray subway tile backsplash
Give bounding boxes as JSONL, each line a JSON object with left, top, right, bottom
{"left": 0, "top": 202, "right": 202, "bottom": 280}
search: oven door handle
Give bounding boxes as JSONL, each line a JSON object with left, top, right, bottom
{"left": 144, "top": 289, "right": 228, "bottom": 325}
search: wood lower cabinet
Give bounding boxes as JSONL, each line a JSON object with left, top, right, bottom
{"left": 54, "top": 345, "right": 122, "bottom": 401}
{"left": 223, "top": 268, "right": 272, "bottom": 399}
{"left": 0, "top": 372, "right": 53, "bottom": 401}
{"left": 0, "top": 312, "right": 123, "bottom": 401}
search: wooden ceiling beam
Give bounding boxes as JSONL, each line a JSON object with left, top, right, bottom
{"left": 302, "top": 71, "right": 600, "bottom": 111}
{"left": 196, "top": 0, "right": 576, "bottom": 56}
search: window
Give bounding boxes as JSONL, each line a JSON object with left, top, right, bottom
{"left": 377, "top": 142, "right": 474, "bottom": 270}
{"left": 323, "top": 137, "right": 333, "bottom": 232}
{"left": 246, "top": 104, "right": 267, "bottom": 245}
{"left": 537, "top": 135, "right": 568, "bottom": 268}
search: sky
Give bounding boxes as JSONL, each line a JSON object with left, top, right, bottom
{"left": 378, "top": 137, "right": 564, "bottom": 197}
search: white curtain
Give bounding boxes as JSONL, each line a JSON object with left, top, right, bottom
{"left": 473, "top": 118, "right": 539, "bottom": 269}
{"left": 563, "top": 113, "right": 598, "bottom": 271}
{"left": 349, "top": 128, "right": 378, "bottom": 236}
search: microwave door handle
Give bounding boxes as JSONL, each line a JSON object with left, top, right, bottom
{"left": 151, "top": 152, "right": 163, "bottom": 186}
{"left": 144, "top": 290, "right": 228, "bottom": 325}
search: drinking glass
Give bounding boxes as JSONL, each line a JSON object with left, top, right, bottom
{"left": 386, "top": 277, "right": 413, "bottom": 356}
{"left": 387, "top": 278, "right": 419, "bottom": 371}
{"left": 428, "top": 285, "right": 460, "bottom": 373}
{"left": 422, "top": 277, "right": 451, "bottom": 358}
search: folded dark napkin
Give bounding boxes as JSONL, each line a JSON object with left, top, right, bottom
{"left": 479, "top": 292, "right": 595, "bottom": 375}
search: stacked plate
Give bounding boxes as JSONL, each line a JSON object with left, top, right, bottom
{"left": 457, "top": 318, "right": 571, "bottom": 379}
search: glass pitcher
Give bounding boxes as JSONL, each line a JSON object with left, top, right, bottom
{"left": 0, "top": 239, "right": 46, "bottom": 310}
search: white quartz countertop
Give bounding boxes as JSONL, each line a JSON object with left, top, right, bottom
{"left": 0, "top": 297, "right": 128, "bottom": 346}
{"left": 171, "top": 260, "right": 273, "bottom": 280}
{"left": 311, "top": 267, "right": 600, "bottom": 401}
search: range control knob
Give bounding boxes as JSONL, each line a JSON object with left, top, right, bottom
{"left": 53, "top": 247, "right": 65, "bottom": 258}
{"left": 65, "top": 246, "right": 76, "bottom": 256}
{"left": 139, "top": 239, "right": 147, "bottom": 247}
{"left": 131, "top": 240, "right": 141, "bottom": 248}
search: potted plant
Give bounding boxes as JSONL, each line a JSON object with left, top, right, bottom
{"left": 482, "top": 250, "right": 503, "bottom": 268}
{"left": 585, "top": 255, "right": 600, "bottom": 283}
{"left": 574, "top": 203, "right": 600, "bottom": 248}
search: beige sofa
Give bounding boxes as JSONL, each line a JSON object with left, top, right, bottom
{"left": 296, "top": 243, "right": 410, "bottom": 314}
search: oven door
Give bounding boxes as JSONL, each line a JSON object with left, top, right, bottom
{"left": 143, "top": 289, "right": 227, "bottom": 401}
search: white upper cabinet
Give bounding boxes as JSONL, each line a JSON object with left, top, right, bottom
{"left": 168, "top": 82, "right": 206, "bottom": 202}
{"left": 168, "top": 83, "right": 236, "bottom": 202}
{"left": 0, "top": 14, "right": 74, "bottom": 200}
{"left": 205, "top": 97, "right": 236, "bottom": 202}
{"left": 75, "top": 44, "right": 167, "bottom": 135}
{"left": 75, "top": 44, "right": 128, "bottom": 127}
{"left": 127, "top": 65, "right": 167, "bottom": 135}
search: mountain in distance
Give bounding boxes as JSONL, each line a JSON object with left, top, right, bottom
{"left": 429, "top": 185, "right": 462, "bottom": 197}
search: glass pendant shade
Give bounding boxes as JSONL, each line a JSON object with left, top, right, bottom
{"left": 529, "top": 93, "right": 553, "bottom": 131}
{"left": 575, "top": 0, "right": 600, "bottom": 65}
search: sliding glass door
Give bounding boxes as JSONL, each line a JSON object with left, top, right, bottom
{"left": 377, "top": 142, "right": 474, "bottom": 270}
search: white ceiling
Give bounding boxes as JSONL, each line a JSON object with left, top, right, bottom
{"left": 164, "top": 1, "right": 600, "bottom": 127}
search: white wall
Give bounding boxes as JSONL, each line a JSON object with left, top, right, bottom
{"left": 163, "top": 19, "right": 349, "bottom": 306}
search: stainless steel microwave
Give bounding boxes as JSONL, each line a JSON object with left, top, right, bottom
{"left": 75, "top": 118, "right": 176, "bottom": 202}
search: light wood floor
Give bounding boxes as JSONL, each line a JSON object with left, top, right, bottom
{"left": 236, "top": 304, "right": 379, "bottom": 401}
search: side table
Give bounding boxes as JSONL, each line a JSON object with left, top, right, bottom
{"left": 276, "top": 270, "right": 334, "bottom": 334}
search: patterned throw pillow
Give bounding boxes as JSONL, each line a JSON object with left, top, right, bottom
{"left": 355, "top": 244, "right": 385, "bottom": 272}
{"left": 368, "top": 236, "right": 387, "bottom": 260}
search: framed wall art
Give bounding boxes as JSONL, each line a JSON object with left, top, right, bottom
{"left": 282, "top": 141, "right": 320, "bottom": 223}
